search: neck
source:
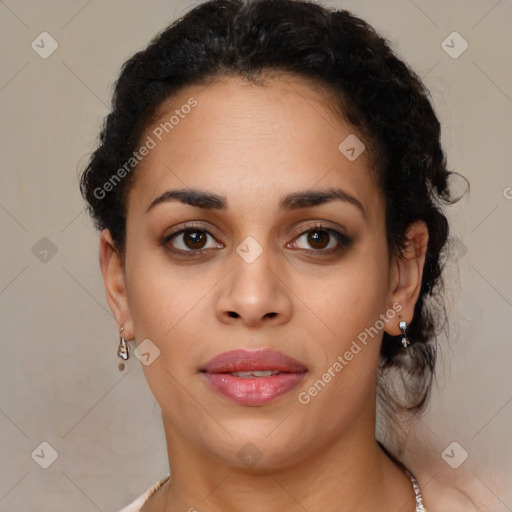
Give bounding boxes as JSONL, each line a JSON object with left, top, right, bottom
{"left": 150, "top": 413, "right": 417, "bottom": 512}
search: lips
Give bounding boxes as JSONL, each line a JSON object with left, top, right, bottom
{"left": 201, "top": 348, "right": 308, "bottom": 374}
{"left": 200, "top": 348, "right": 308, "bottom": 406}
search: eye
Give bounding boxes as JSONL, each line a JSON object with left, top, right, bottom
{"left": 288, "top": 224, "right": 351, "bottom": 253}
{"left": 160, "top": 222, "right": 351, "bottom": 257}
{"left": 162, "top": 225, "right": 223, "bottom": 254}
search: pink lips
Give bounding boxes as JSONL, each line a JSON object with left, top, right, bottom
{"left": 200, "top": 348, "right": 308, "bottom": 406}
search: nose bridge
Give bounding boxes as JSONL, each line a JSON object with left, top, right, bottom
{"left": 232, "top": 233, "right": 277, "bottom": 302}
{"left": 216, "top": 231, "right": 292, "bottom": 326}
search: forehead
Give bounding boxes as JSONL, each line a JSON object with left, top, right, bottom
{"left": 127, "top": 74, "right": 382, "bottom": 220}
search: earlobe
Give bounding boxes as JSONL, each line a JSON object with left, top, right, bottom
{"left": 385, "top": 220, "right": 429, "bottom": 336}
{"left": 99, "top": 229, "right": 134, "bottom": 338}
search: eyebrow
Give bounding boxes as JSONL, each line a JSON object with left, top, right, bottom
{"left": 146, "top": 187, "right": 365, "bottom": 217}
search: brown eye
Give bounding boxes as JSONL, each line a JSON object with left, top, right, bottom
{"left": 182, "top": 230, "right": 207, "bottom": 250}
{"left": 289, "top": 225, "right": 352, "bottom": 253}
{"left": 164, "top": 227, "right": 222, "bottom": 253}
{"left": 307, "top": 230, "right": 330, "bottom": 249}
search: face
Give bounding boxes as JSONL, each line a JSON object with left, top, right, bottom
{"left": 101, "top": 74, "right": 425, "bottom": 471}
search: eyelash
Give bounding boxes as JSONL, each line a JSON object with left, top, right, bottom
{"left": 160, "top": 222, "right": 352, "bottom": 257}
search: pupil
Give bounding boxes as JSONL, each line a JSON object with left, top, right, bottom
{"left": 186, "top": 230, "right": 206, "bottom": 249}
{"left": 309, "top": 230, "right": 329, "bottom": 249}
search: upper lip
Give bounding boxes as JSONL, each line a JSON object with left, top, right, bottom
{"left": 201, "top": 348, "right": 308, "bottom": 373}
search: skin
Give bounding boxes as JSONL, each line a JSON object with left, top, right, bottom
{"left": 100, "top": 74, "right": 431, "bottom": 512}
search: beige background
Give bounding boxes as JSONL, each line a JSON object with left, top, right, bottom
{"left": 0, "top": 0, "right": 511, "bottom": 510}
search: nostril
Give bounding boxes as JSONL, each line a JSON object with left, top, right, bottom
{"left": 266, "top": 312, "right": 277, "bottom": 318}
{"left": 228, "top": 311, "right": 239, "bottom": 318}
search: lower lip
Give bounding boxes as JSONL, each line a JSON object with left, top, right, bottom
{"left": 202, "top": 372, "right": 307, "bottom": 406}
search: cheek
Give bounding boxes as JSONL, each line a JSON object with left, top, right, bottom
{"left": 303, "top": 254, "right": 390, "bottom": 349}
{"left": 125, "top": 251, "right": 214, "bottom": 380}
{"left": 126, "top": 250, "right": 199, "bottom": 337}
{"left": 125, "top": 259, "right": 206, "bottom": 415}
{"left": 295, "top": 267, "right": 389, "bottom": 417}
{"left": 293, "top": 248, "right": 391, "bottom": 418}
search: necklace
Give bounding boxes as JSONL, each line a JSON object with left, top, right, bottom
{"left": 141, "top": 468, "right": 427, "bottom": 511}
{"left": 404, "top": 468, "right": 428, "bottom": 511}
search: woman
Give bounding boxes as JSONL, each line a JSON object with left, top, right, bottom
{"left": 80, "top": 0, "right": 477, "bottom": 510}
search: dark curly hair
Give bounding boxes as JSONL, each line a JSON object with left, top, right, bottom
{"left": 80, "top": 0, "right": 465, "bottom": 431}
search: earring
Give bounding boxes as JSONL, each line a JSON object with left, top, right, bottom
{"left": 117, "top": 326, "right": 130, "bottom": 360}
{"left": 399, "top": 321, "right": 410, "bottom": 348}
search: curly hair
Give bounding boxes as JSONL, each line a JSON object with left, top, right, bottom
{"left": 80, "top": 0, "right": 464, "bottom": 428}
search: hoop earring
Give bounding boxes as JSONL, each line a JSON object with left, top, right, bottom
{"left": 117, "top": 326, "right": 130, "bottom": 360}
{"left": 399, "top": 321, "right": 410, "bottom": 348}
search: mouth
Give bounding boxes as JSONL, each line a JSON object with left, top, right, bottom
{"left": 226, "top": 370, "right": 283, "bottom": 377}
{"left": 200, "top": 348, "right": 308, "bottom": 406}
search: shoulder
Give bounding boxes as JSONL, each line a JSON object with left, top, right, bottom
{"left": 117, "top": 494, "right": 146, "bottom": 512}
{"left": 397, "top": 443, "right": 485, "bottom": 512}
{"left": 117, "top": 475, "right": 170, "bottom": 512}
{"left": 420, "top": 475, "right": 481, "bottom": 512}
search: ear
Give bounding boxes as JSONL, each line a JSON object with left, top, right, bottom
{"left": 385, "top": 220, "right": 429, "bottom": 336}
{"left": 99, "top": 229, "right": 134, "bottom": 340}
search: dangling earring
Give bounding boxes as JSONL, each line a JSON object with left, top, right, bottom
{"left": 117, "top": 326, "right": 130, "bottom": 360}
{"left": 399, "top": 321, "right": 410, "bottom": 348}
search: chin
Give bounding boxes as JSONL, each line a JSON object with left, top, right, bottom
{"left": 201, "top": 423, "right": 314, "bottom": 472}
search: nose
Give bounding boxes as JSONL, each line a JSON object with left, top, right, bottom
{"left": 215, "top": 244, "right": 293, "bottom": 328}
